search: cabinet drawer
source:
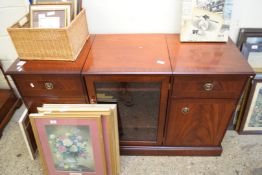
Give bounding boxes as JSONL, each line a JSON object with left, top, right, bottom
{"left": 172, "top": 75, "right": 247, "bottom": 98}
{"left": 24, "top": 97, "right": 87, "bottom": 113}
{"left": 13, "top": 75, "right": 85, "bottom": 98}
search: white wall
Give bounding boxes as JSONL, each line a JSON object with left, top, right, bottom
{"left": 229, "top": 0, "right": 262, "bottom": 41}
{"left": 0, "top": 0, "right": 28, "bottom": 90}
{"left": 84, "top": 0, "right": 262, "bottom": 42}
{"left": 83, "top": 0, "right": 182, "bottom": 34}
{"left": 0, "top": 0, "right": 262, "bottom": 89}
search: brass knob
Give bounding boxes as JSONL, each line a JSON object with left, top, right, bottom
{"left": 203, "top": 83, "right": 214, "bottom": 91}
{"left": 90, "top": 97, "right": 96, "bottom": 104}
{"left": 181, "top": 107, "right": 189, "bottom": 114}
{"left": 44, "top": 82, "right": 54, "bottom": 90}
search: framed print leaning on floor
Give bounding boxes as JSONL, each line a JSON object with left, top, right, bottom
{"left": 236, "top": 28, "right": 262, "bottom": 50}
{"left": 236, "top": 28, "right": 262, "bottom": 73}
{"left": 30, "top": 114, "right": 107, "bottom": 175}
{"left": 239, "top": 78, "right": 262, "bottom": 134}
{"left": 241, "top": 43, "right": 262, "bottom": 73}
{"left": 37, "top": 104, "right": 120, "bottom": 175}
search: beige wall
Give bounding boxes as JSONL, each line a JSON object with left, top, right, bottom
{"left": 1, "top": 0, "right": 262, "bottom": 89}
{"left": 0, "top": 0, "right": 28, "bottom": 90}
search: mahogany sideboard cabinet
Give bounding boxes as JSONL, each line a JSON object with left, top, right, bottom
{"left": 7, "top": 34, "right": 254, "bottom": 156}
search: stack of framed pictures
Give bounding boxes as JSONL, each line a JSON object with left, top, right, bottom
{"left": 30, "top": 104, "right": 120, "bottom": 175}
{"left": 30, "top": 0, "right": 82, "bottom": 28}
{"left": 236, "top": 28, "right": 262, "bottom": 134}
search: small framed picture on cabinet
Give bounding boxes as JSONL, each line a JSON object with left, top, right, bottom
{"left": 239, "top": 78, "right": 262, "bottom": 134}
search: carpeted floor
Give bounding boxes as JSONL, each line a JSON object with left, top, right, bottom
{"left": 0, "top": 107, "right": 262, "bottom": 175}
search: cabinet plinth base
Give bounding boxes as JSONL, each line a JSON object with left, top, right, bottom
{"left": 120, "top": 145, "right": 222, "bottom": 156}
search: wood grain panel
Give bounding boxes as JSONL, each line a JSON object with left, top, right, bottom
{"left": 172, "top": 75, "right": 248, "bottom": 98}
{"left": 120, "top": 145, "right": 222, "bottom": 156}
{"left": 166, "top": 34, "right": 254, "bottom": 75}
{"left": 0, "top": 90, "right": 21, "bottom": 137}
{"left": 165, "top": 99, "right": 236, "bottom": 146}
{"left": 13, "top": 75, "right": 85, "bottom": 98}
{"left": 82, "top": 34, "right": 172, "bottom": 75}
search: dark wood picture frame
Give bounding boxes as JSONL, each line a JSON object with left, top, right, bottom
{"left": 239, "top": 78, "right": 262, "bottom": 134}
{"left": 236, "top": 28, "right": 262, "bottom": 50}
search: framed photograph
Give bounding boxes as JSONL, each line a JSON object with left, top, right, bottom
{"left": 33, "top": 0, "right": 78, "bottom": 19}
{"left": 30, "top": 5, "right": 71, "bottom": 28}
{"left": 30, "top": 113, "right": 107, "bottom": 175}
{"left": 239, "top": 79, "right": 262, "bottom": 134}
{"left": 37, "top": 104, "right": 120, "bottom": 175}
{"left": 236, "top": 28, "right": 262, "bottom": 50}
{"left": 241, "top": 43, "right": 262, "bottom": 72}
{"left": 180, "top": 0, "right": 233, "bottom": 42}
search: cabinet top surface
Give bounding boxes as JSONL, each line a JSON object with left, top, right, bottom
{"left": 166, "top": 35, "right": 254, "bottom": 75}
{"left": 6, "top": 34, "right": 254, "bottom": 76}
{"left": 6, "top": 36, "right": 95, "bottom": 75}
{"left": 82, "top": 34, "right": 172, "bottom": 75}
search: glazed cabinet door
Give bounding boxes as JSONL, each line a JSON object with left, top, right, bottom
{"left": 165, "top": 99, "right": 237, "bottom": 146}
{"left": 85, "top": 75, "right": 170, "bottom": 146}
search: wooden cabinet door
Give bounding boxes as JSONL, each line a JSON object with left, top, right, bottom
{"left": 85, "top": 75, "right": 170, "bottom": 146}
{"left": 165, "top": 99, "right": 236, "bottom": 146}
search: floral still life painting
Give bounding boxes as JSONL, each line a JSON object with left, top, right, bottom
{"left": 45, "top": 125, "right": 95, "bottom": 172}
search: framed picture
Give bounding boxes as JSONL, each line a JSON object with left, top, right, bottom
{"left": 30, "top": 113, "right": 107, "bottom": 175}
{"left": 241, "top": 43, "right": 262, "bottom": 72}
{"left": 30, "top": 4, "right": 71, "bottom": 28}
{"left": 239, "top": 78, "right": 262, "bottom": 134}
{"left": 237, "top": 28, "right": 262, "bottom": 73}
{"left": 33, "top": 0, "right": 79, "bottom": 19}
{"left": 228, "top": 77, "right": 253, "bottom": 131}
{"left": 180, "top": 0, "right": 233, "bottom": 42}
{"left": 236, "top": 28, "right": 262, "bottom": 50}
{"left": 18, "top": 109, "right": 37, "bottom": 160}
{"left": 37, "top": 104, "right": 120, "bottom": 175}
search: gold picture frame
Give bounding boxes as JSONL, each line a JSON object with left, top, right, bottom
{"left": 240, "top": 79, "right": 262, "bottom": 134}
{"left": 33, "top": 0, "right": 78, "bottom": 19}
{"left": 30, "top": 4, "right": 71, "bottom": 28}
{"left": 37, "top": 104, "right": 120, "bottom": 175}
{"left": 30, "top": 113, "right": 107, "bottom": 175}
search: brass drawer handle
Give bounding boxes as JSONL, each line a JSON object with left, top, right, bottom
{"left": 181, "top": 107, "right": 189, "bottom": 114}
{"left": 44, "top": 82, "right": 54, "bottom": 90}
{"left": 203, "top": 83, "right": 214, "bottom": 91}
{"left": 90, "top": 97, "right": 97, "bottom": 104}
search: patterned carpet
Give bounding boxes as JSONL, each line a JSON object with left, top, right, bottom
{"left": 0, "top": 110, "right": 262, "bottom": 175}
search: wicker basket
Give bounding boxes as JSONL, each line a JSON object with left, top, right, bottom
{"left": 8, "top": 9, "right": 89, "bottom": 61}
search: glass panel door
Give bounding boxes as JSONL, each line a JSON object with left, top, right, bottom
{"left": 94, "top": 82, "right": 161, "bottom": 142}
